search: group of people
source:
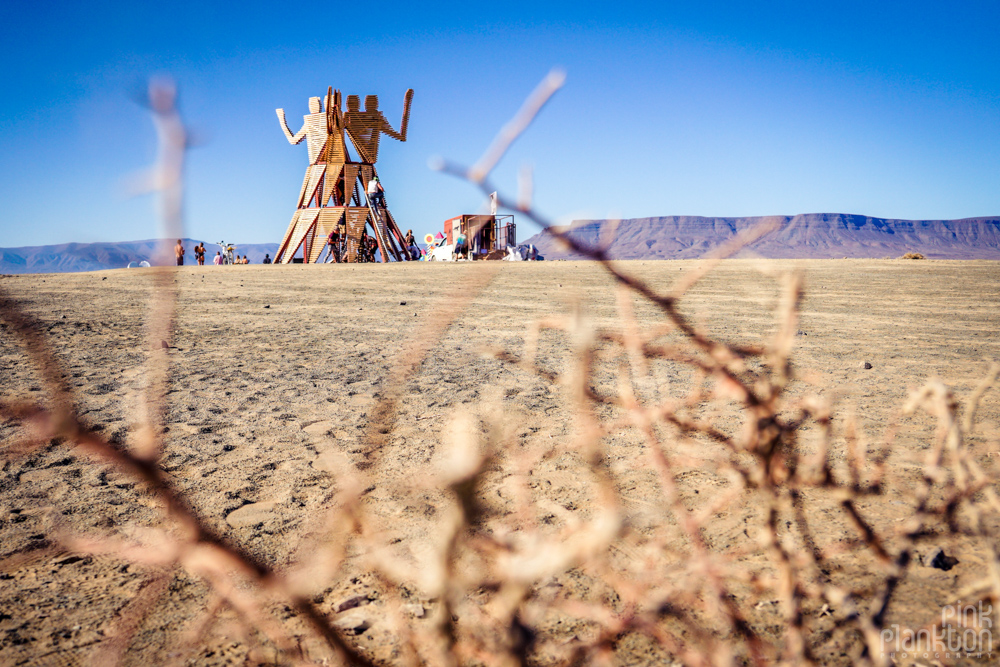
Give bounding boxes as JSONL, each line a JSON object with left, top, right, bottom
{"left": 175, "top": 240, "right": 205, "bottom": 266}
{"left": 356, "top": 231, "right": 379, "bottom": 263}
{"left": 214, "top": 253, "right": 253, "bottom": 265}
{"left": 324, "top": 227, "right": 379, "bottom": 263}
{"left": 173, "top": 239, "right": 268, "bottom": 266}
{"left": 323, "top": 227, "right": 422, "bottom": 263}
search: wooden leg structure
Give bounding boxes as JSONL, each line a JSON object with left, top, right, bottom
{"left": 274, "top": 163, "right": 410, "bottom": 264}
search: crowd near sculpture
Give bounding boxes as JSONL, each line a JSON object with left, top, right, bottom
{"left": 273, "top": 87, "right": 414, "bottom": 263}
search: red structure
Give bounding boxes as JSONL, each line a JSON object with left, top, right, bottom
{"left": 442, "top": 215, "right": 516, "bottom": 258}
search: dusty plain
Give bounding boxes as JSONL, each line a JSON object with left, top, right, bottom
{"left": 1, "top": 259, "right": 999, "bottom": 665}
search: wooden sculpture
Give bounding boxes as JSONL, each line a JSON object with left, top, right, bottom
{"left": 274, "top": 87, "right": 414, "bottom": 264}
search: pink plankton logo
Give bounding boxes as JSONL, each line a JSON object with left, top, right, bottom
{"left": 881, "top": 601, "right": 993, "bottom": 660}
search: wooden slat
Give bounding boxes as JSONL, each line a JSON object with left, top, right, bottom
{"left": 342, "top": 165, "right": 359, "bottom": 206}
{"left": 296, "top": 167, "right": 313, "bottom": 208}
{"left": 359, "top": 165, "right": 374, "bottom": 193}
{"left": 323, "top": 164, "right": 343, "bottom": 206}
{"left": 275, "top": 210, "right": 302, "bottom": 263}
{"left": 301, "top": 165, "right": 326, "bottom": 208}
{"left": 308, "top": 210, "right": 343, "bottom": 263}
{"left": 304, "top": 222, "right": 317, "bottom": 261}
{"left": 282, "top": 209, "right": 321, "bottom": 263}
{"left": 317, "top": 207, "right": 346, "bottom": 226}
{"left": 344, "top": 208, "right": 368, "bottom": 263}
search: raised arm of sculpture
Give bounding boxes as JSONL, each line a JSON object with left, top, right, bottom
{"left": 380, "top": 89, "right": 414, "bottom": 142}
{"left": 275, "top": 108, "right": 308, "bottom": 145}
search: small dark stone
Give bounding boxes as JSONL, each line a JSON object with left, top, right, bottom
{"left": 263, "top": 305, "right": 270, "bottom": 309}
{"left": 61, "top": 315, "right": 66, "bottom": 319}
{"left": 55, "top": 556, "right": 85, "bottom": 566}
{"left": 336, "top": 594, "right": 370, "bottom": 613}
{"left": 160, "top": 340, "right": 169, "bottom": 349}
{"left": 399, "top": 301, "right": 407, "bottom": 305}
{"left": 862, "top": 362, "right": 872, "bottom": 369}
{"left": 929, "top": 549, "right": 959, "bottom": 571}
{"left": 347, "top": 619, "right": 370, "bottom": 635}
{"left": 102, "top": 277, "right": 107, "bottom": 281}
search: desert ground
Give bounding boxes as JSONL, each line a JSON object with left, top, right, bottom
{"left": 1, "top": 259, "right": 999, "bottom": 666}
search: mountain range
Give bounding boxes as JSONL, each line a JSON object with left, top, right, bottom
{"left": 3, "top": 215, "right": 999, "bottom": 273}
{"left": 522, "top": 214, "right": 1000, "bottom": 260}
{"left": 0, "top": 239, "right": 280, "bottom": 274}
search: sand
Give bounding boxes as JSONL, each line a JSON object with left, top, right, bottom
{"left": 1, "top": 259, "right": 999, "bottom": 665}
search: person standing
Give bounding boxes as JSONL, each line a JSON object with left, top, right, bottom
{"left": 454, "top": 231, "right": 468, "bottom": 260}
{"left": 327, "top": 228, "right": 341, "bottom": 263}
{"left": 367, "top": 175, "right": 385, "bottom": 209}
{"left": 213, "top": 251, "right": 222, "bottom": 265}
{"left": 174, "top": 239, "right": 185, "bottom": 266}
{"left": 263, "top": 254, "right": 272, "bottom": 264}
{"left": 403, "top": 229, "right": 417, "bottom": 260}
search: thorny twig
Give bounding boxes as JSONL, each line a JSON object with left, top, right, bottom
{"left": 1, "top": 70, "right": 999, "bottom": 667}
{"left": 431, "top": 68, "right": 1000, "bottom": 666}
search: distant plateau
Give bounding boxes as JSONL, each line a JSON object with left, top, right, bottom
{"left": 523, "top": 214, "right": 1000, "bottom": 260}
{"left": 2, "top": 214, "right": 999, "bottom": 273}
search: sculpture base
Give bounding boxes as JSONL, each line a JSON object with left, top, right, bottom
{"left": 274, "top": 162, "right": 409, "bottom": 263}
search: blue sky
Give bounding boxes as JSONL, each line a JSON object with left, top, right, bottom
{"left": 1, "top": 1, "right": 998, "bottom": 247}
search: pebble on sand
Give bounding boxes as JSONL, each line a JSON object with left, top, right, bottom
{"left": 335, "top": 594, "right": 370, "bottom": 613}
{"left": 861, "top": 361, "right": 872, "bottom": 369}
{"left": 225, "top": 501, "right": 277, "bottom": 529}
{"left": 926, "top": 547, "right": 959, "bottom": 571}
{"left": 302, "top": 421, "right": 335, "bottom": 437}
{"left": 333, "top": 610, "right": 371, "bottom": 635}
{"left": 404, "top": 603, "right": 426, "bottom": 618}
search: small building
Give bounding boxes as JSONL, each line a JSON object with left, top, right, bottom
{"left": 442, "top": 214, "right": 515, "bottom": 259}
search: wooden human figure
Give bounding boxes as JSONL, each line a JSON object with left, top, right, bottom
{"left": 276, "top": 90, "right": 347, "bottom": 165}
{"left": 278, "top": 89, "right": 354, "bottom": 210}
{"left": 345, "top": 89, "right": 413, "bottom": 164}
{"left": 274, "top": 87, "right": 413, "bottom": 263}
